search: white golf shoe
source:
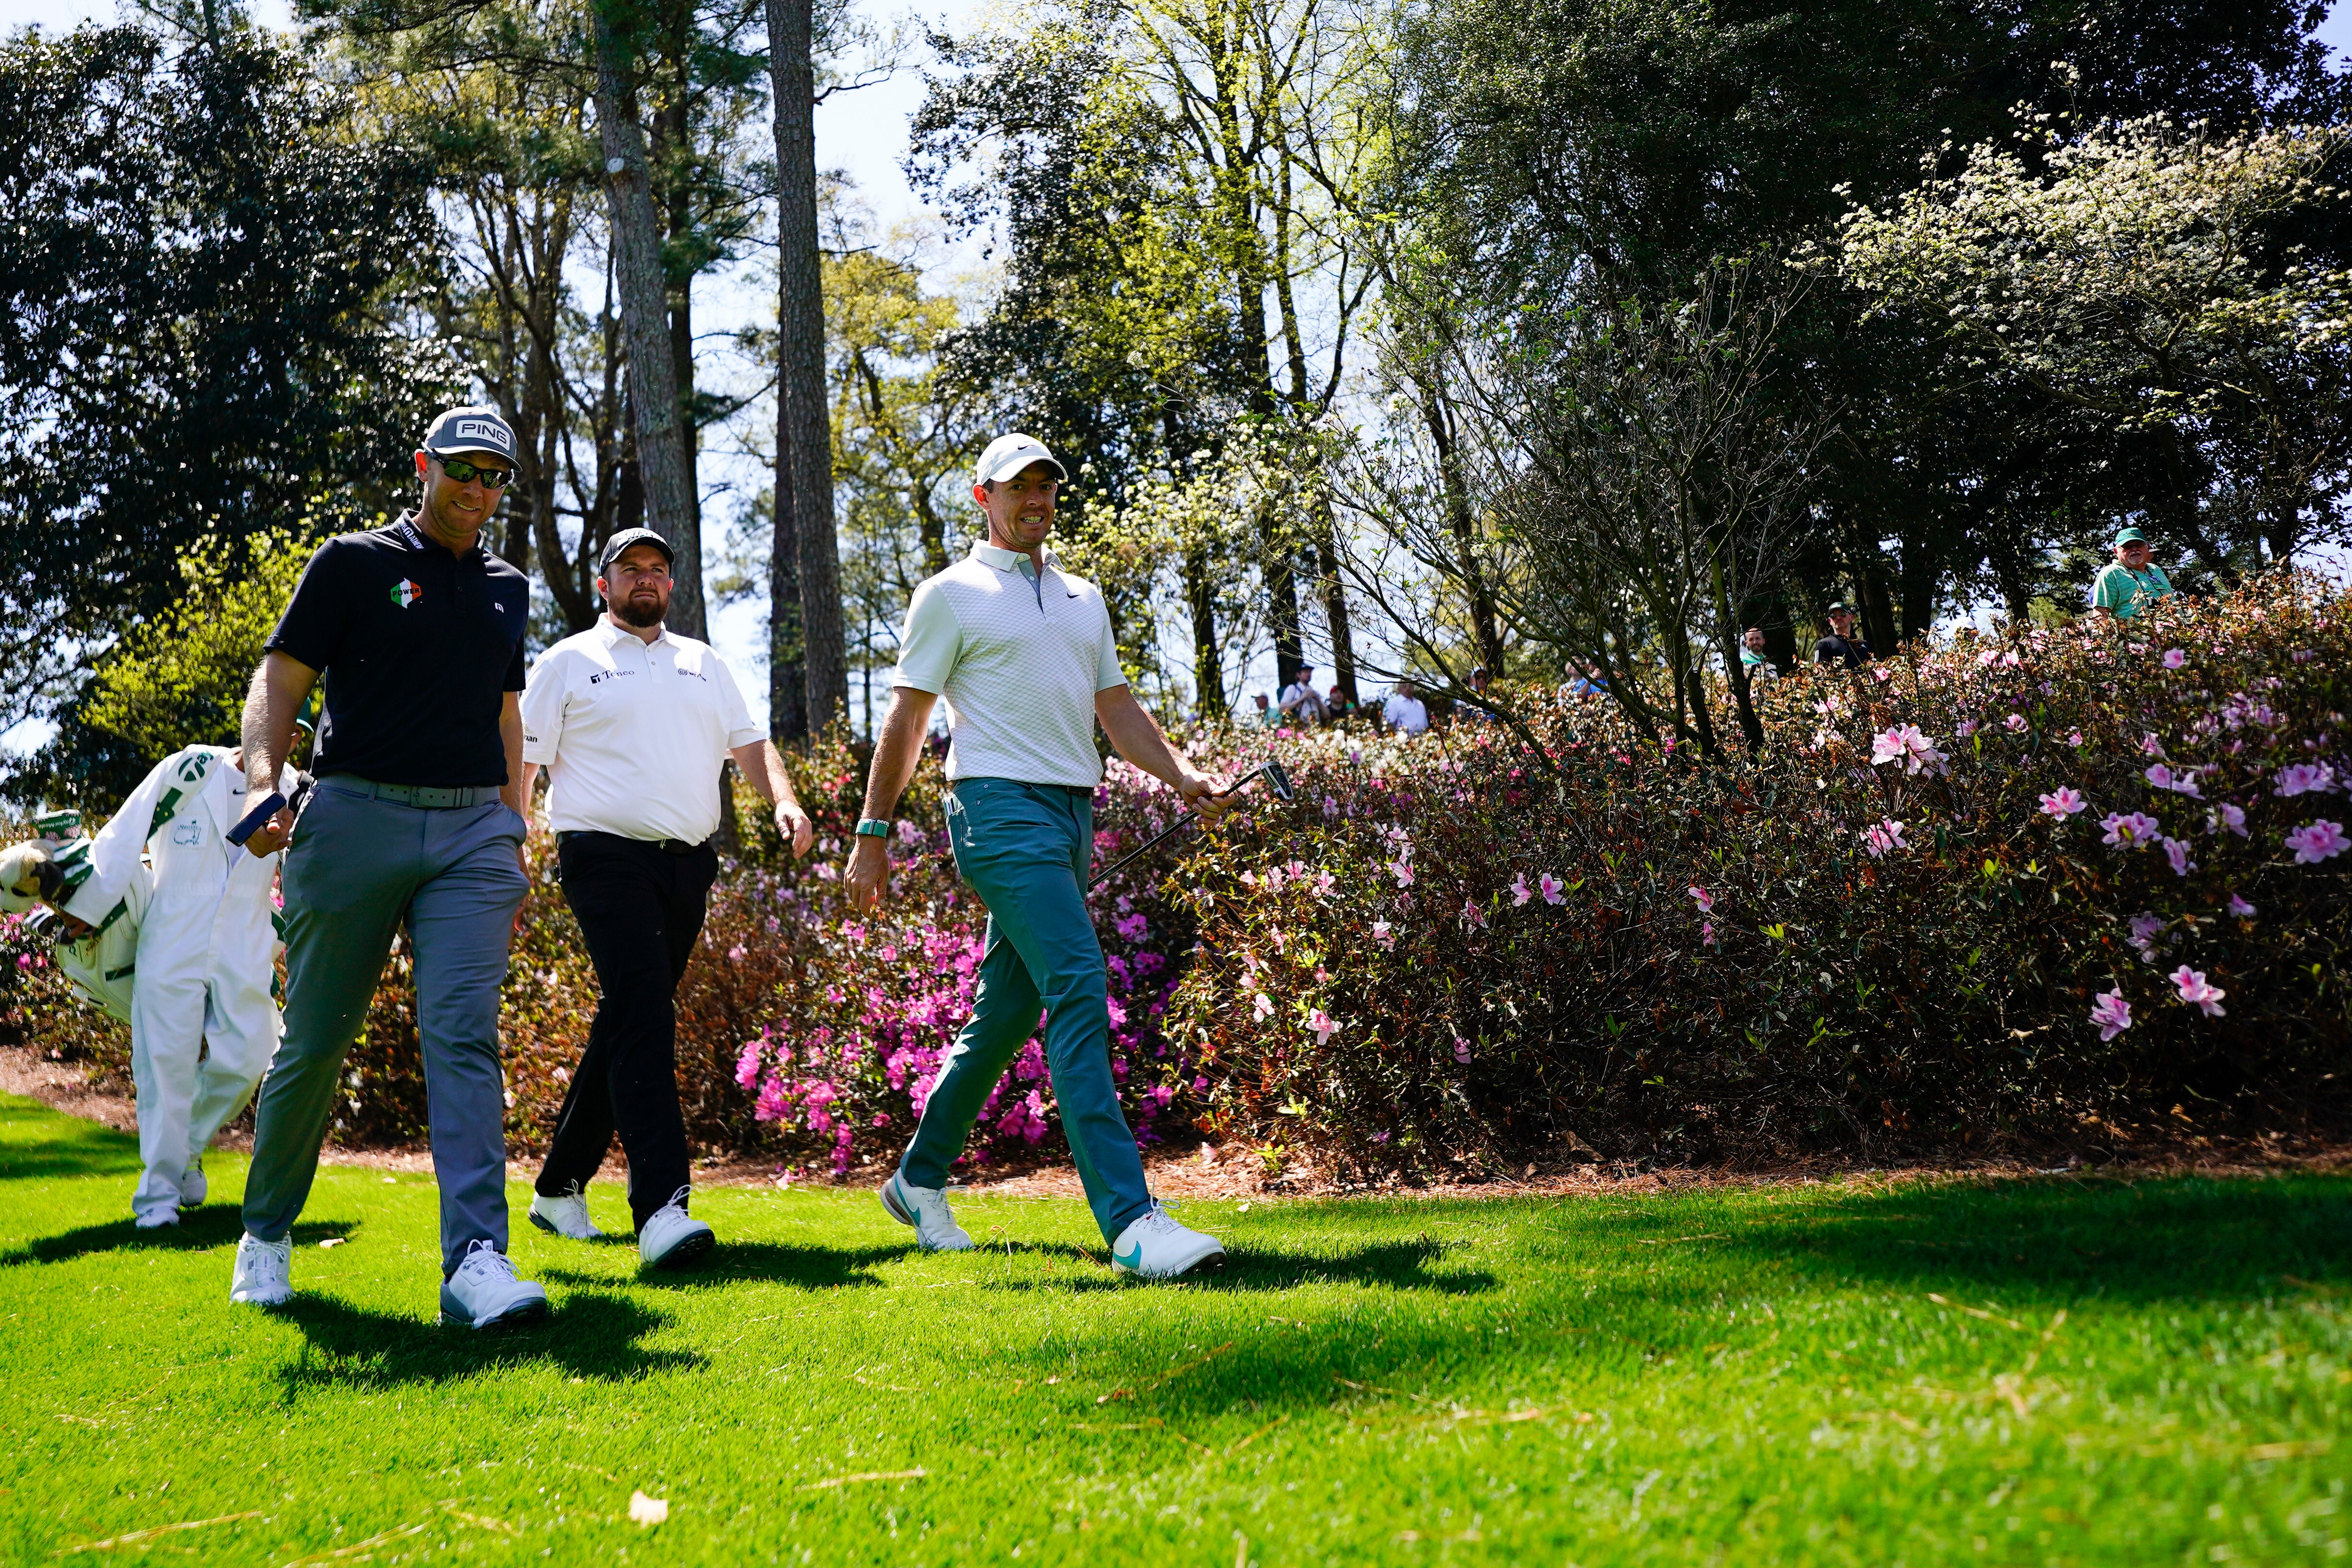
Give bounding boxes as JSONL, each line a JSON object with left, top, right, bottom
{"left": 637, "top": 1188, "right": 714, "bottom": 1271}
{"left": 229, "top": 1232, "right": 293, "bottom": 1305}
{"left": 178, "top": 1161, "right": 207, "bottom": 1208}
{"left": 1110, "top": 1202, "right": 1226, "bottom": 1281}
{"left": 881, "top": 1172, "right": 973, "bottom": 1253}
{"left": 133, "top": 1206, "right": 180, "bottom": 1230}
{"left": 439, "top": 1239, "right": 550, "bottom": 1329}
{"left": 528, "top": 1187, "right": 604, "bottom": 1242}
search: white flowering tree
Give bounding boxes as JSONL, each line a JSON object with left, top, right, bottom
{"left": 1833, "top": 115, "right": 2352, "bottom": 569}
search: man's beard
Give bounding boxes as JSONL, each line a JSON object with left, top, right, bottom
{"left": 616, "top": 593, "right": 666, "bottom": 628}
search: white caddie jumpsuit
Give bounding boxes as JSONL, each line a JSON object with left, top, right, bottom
{"left": 61, "top": 746, "right": 293, "bottom": 1223}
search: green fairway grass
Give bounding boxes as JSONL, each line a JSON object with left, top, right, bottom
{"left": 0, "top": 1095, "right": 2346, "bottom": 1565}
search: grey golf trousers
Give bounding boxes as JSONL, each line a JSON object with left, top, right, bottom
{"left": 241, "top": 779, "right": 529, "bottom": 1276}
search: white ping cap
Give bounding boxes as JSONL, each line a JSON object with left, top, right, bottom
{"left": 973, "top": 432, "right": 1068, "bottom": 488}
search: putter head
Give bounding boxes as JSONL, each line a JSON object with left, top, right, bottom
{"left": 1260, "top": 757, "right": 1294, "bottom": 802}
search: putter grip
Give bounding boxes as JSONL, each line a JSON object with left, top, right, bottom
{"left": 226, "top": 792, "right": 287, "bottom": 847}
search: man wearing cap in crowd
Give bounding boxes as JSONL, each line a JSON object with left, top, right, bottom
{"left": 845, "top": 432, "right": 1234, "bottom": 1280}
{"left": 228, "top": 404, "right": 550, "bottom": 1329}
{"left": 514, "top": 528, "right": 817, "bottom": 1269}
{"left": 1814, "top": 602, "right": 1873, "bottom": 668}
{"left": 2092, "top": 527, "right": 2176, "bottom": 620}
{"left": 1278, "top": 663, "right": 1328, "bottom": 726}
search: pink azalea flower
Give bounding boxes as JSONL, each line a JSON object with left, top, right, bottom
{"left": 2161, "top": 836, "right": 2196, "bottom": 877}
{"left": 1372, "top": 919, "right": 1395, "bottom": 949}
{"left": 2226, "top": 893, "right": 2257, "bottom": 918}
{"left": 1689, "top": 885, "right": 1716, "bottom": 913}
{"left": 2067, "top": 730, "right": 2085, "bottom": 746}
{"left": 2088, "top": 988, "right": 2132, "bottom": 1041}
{"left": 2004, "top": 713, "right": 2029, "bottom": 733}
{"left": 1871, "top": 724, "right": 1948, "bottom": 776}
{"left": 1461, "top": 898, "right": 1486, "bottom": 928}
{"left": 2208, "top": 804, "right": 2249, "bottom": 837}
{"left": 1453, "top": 1038, "right": 1471, "bottom": 1064}
{"left": 2038, "top": 787, "right": 2087, "bottom": 818}
{"left": 1861, "top": 818, "right": 1909, "bottom": 859}
{"left": 2169, "top": 966, "right": 2226, "bottom": 1018}
{"left": 1511, "top": 873, "right": 1533, "bottom": 906}
{"left": 2126, "top": 913, "right": 2165, "bottom": 955}
{"left": 2100, "top": 811, "right": 2160, "bottom": 849}
{"left": 1955, "top": 719, "right": 1979, "bottom": 738}
{"left": 2145, "top": 763, "right": 2200, "bottom": 798}
{"left": 1309, "top": 1008, "right": 1339, "bottom": 1046}
{"left": 2161, "top": 647, "right": 2186, "bottom": 669}
{"left": 1540, "top": 873, "right": 1566, "bottom": 906}
{"left": 2286, "top": 820, "right": 2348, "bottom": 864}
{"left": 1701, "top": 921, "right": 1716, "bottom": 947}
{"left": 2140, "top": 733, "right": 2166, "bottom": 758}
{"left": 1389, "top": 859, "right": 1414, "bottom": 887}
{"left": 1251, "top": 991, "right": 1274, "bottom": 1020}
{"left": 2274, "top": 762, "right": 2337, "bottom": 798}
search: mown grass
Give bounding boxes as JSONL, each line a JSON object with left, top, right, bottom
{"left": 0, "top": 1095, "right": 2346, "bottom": 1565}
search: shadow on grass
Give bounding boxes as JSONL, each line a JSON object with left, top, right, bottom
{"left": 0, "top": 1207, "right": 354, "bottom": 1268}
{"left": 0, "top": 1096, "right": 144, "bottom": 1181}
{"left": 273, "top": 1289, "right": 699, "bottom": 1394}
{"left": 541, "top": 1240, "right": 910, "bottom": 1293}
{"left": 923, "top": 1237, "right": 1498, "bottom": 1296}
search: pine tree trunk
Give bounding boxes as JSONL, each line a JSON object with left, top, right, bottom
{"left": 592, "top": 0, "right": 704, "bottom": 638}
{"left": 767, "top": 0, "right": 847, "bottom": 733}
{"left": 770, "top": 414, "right": 808, "bottom": 741}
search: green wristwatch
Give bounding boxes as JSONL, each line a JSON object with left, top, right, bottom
{"left": 854, "top": 818, "right": 893, "bottom": 839}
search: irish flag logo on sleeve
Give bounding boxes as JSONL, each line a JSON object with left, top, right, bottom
{"left": 390, "top": 579, "right": 424, "bottom": 608}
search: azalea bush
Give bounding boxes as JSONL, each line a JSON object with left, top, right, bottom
{"left": 1164, "top": 571, "right": 2350, "bottom": 1173}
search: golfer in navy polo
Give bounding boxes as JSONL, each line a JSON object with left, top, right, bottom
{"left": 228, "top": 405, "right": 549, "bottom": 1329}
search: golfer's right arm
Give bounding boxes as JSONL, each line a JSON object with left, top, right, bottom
{"left": 845, "top": 687, "right": 937, "bottom": 912}
{"left": 238, "top": 650, "right": 318, "bottom": 857}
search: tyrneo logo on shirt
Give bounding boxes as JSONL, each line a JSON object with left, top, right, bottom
{"left": 390, "top": 580, "right": 424, "bottom": 608}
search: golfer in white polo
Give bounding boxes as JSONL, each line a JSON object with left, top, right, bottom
{"left": 846, "top": 433, "right": 1232, "bottom": 1279}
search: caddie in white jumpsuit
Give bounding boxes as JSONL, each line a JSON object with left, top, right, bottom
{"left": 58, "top": 746, "right": 296, "bottom": 1227}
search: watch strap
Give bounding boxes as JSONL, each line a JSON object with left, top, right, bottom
{"left": 854, "top": 818, "right": 893, "bottom": 839}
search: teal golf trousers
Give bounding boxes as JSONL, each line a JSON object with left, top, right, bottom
{"left": 898, "top": 777, "right": 1152, "bottom": 1243}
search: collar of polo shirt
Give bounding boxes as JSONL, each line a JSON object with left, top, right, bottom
{"left": 971, "top": 540, "right": 1057, "bottom": 574}
{"left": 597, "top": 617, "right": 669, "bottom": 648}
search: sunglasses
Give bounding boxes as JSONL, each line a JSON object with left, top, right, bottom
{"left": 436, "top": 456, "right": 514, "bottom": 488}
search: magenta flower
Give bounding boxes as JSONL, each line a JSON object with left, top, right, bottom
{"left": 2286, "top": 820, "right": 2348, "bottom": 864}
{"left": 734, "top": 1038, "right": 764, "bottom": 1089}
{"left": 1460, "top": 898, "right": 1486, "bottom": 928}
{"left": 2226, "top": 893, "right": 2257, "bottom": 918}
{"left": 2126, "top": 913, "right": 2165, "bottom": 955}
{"left": 2145, "top": 763, "right": 2200, "bottom": 798}
{"left": 2101, "top": 811, "right": 2160, "bottom": 849}
{"left": 1389, "top": 859, "right": 1414, "bottom": 887}
{"left": 2169, "top": 967, "right": 2227, "bottom": 1018}
{"left": 2208, "top": 803, "right": 2249, "bottom": 837}
{"left": 2004, "top": 713, "right": 2029, "bottom": 733}
{"left": 1511, "top": 873, "right": 1533, "bottom": 906}
{"left": 1309, "top": 1008, "right": 1340, "bottom": 1046}
{"left": 2038, "top": 787, "right": 2087, "bottom": 818}
{"left": 1861, "top": 818, "right": 1909, "bottom": 858}
{"left": 1689, "top": 884, "right": 1716, "bottom": 913}
{"left": 2140, "top": 733, "right": 2166, "bottom": 758}
{"left": 2161, "top": 647, "right": 2186, "bottom": 669}
{"left": 1453, "top": 1037, "right": 1471, "bottom": 1064}
{"left": 2088, "top": 988, "right": 2132, "bottom": 1041}
{"left": 1701, "top": 921, "right": 1716, "bottom": 947}
{"left": 2161, "top": 836, "right": 2196, "bottom": 877}
{"left": 2068, "top": 730, "right": 2086, "bottom": 746}
{"left": 1870, "top": 724, "right": 1948, "bottom": 776}
{"left": 2274, "top": 762, "right": 2336, "bottom": 798}
{"left": 1540, "top": 873, "right": 1566, "bottom": 906}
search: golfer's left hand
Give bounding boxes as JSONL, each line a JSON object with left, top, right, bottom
{"left": 775, "top": 799, "right": 816, "bottom": 859}
{"left": 1181, "top": 773, "right": 1237, "bottom": 821}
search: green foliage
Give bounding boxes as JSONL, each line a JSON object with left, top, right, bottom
{"left": 0, "top": 24, "right": 458, "bottom": 743}
{"left": 3, "top": 1097, "right": 2351, "bottom": 1563}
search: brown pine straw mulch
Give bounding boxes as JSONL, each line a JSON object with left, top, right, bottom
{"left": 5, "top": 1043, "right": 2347, "bottom": 1199}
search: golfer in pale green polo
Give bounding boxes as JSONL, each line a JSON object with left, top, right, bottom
{"left": 2091, "top": 527, "right": 2176, "bottom": 619}
{"left": 845, "top": 433, "right": 1234, "bottom": 1280}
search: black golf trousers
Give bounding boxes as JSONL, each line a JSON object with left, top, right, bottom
{"left": 535, "top": 830, "right": 718, "bottom": 1231}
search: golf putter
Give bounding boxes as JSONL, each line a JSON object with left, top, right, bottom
{"left": 1088, "top": 757, "right": 1294, "bottom": 892}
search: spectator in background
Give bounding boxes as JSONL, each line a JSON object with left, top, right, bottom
{"left": 1560, "top": 663, "right": 1609, "bottom": 703}
{"left": 1325, "top": 684, "right": 1357, "bottom": 724}
{"left": 1250, "top": 691, "right": 1278, "bottom": 729}
{"left": 1740, "top": 627, "right": 1777, "bottom": 682}
{"left": 1459, "top": 665, "right": 1498, "bottom": 724}
{"left": 1382, "top": 677, "right": 1430, "bottom": 736}
{"left": 1814, "top": 603, "right": 1873, "bottom": 669}
{"left": 1279, "top": 664, "right": 1328, "bottom": 726}
{"left": 2091, "top": 527, "right": 2176, "bottom": 620}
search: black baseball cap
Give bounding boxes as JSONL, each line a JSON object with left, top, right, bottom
{"left": 598, "top": 528, "right": 676, "bottom": 572}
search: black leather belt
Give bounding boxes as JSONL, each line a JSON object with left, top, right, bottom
{"left": 556, "top": 830, "right": 708, "bottom": 855}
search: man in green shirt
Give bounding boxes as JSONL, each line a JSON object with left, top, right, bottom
{"left": 2091, "top": 527, "right": 2175, "bottom": 619}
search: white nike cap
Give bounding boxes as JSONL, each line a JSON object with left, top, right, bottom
{"left": 973, "top": 432, "right": 1068, "bottom": 488}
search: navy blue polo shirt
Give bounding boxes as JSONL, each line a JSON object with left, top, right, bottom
{"left": 266, "top": 514, "right": 530, "bottom": 787}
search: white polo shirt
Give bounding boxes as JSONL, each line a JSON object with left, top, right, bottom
{"left": 891, "top": 541, "right": 1125, "bottom": 787}
{"left": 519, "top": 619, "right": 765, "bottom": 844}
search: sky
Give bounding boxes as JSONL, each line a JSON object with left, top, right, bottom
{"left": 4, "top": 0, "right": 2352, "bottom": 750}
